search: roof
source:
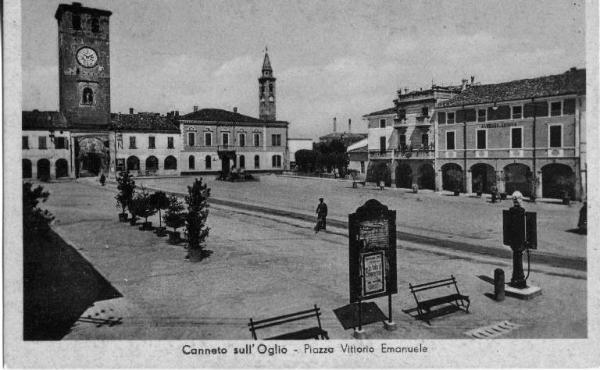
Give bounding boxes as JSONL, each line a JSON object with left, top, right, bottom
{"left": 110, "top": 113, "right": 179, "bottom": 133}
{"left": 22, "top": 111, "right": 69, "bottom": 130}
{"left": 439, "top": 68, "right": 586, "bottom": 108}
{"left": 363, "top": 107, "right": 397, "bottom": 118}
{"left": 347, "top": 138, "right": 368, "bottom": 152}
{"left": 262, "top": 52, "right": 272, "bottom": 72}
{"left": 180, "top": 108, "right": 288, "bottom": 127}
{"left": 55, "top": 2, "right": 112, "bottom": 19}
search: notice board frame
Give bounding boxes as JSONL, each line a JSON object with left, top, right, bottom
{"left": 349, "top": 199, "right": 397, "bottom": 303}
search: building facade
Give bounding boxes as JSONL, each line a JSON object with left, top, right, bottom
{"left": 347, "top": 138, "right": 368, "bottom": 175}
{"left": 179, "top": 108, "right": 288, "bottom": 175}
{"left": 364, "top": 85, "right": 458, "bottom": 188}
{"left": 436, "top": 68, "right": 586, "bottom": 200}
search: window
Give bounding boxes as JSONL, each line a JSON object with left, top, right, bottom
{"left": 446, "top": 131, "right": 455, "bottom": 150}
{"left": 254, "top": 133, "right": 260, "bottom": 147}
{"left": 447, "top": 112, "right": 455, "bottom": 124}
{"left": 39, "top": 136, "right": 47, "bottom": 149}
{"left": 421, "top": 107, "right": 429, "bottom": 117}
{"left": 549, "top": 125, "right": 562, "bottom": 148}
{"left": 167, "top": 137, "right": 174, "bottom": 149}
{"left": 421, "top": 134, "right": 429, "bottom": 147}
{"left": 524, "top": 101, "right": 548, "bottom": 117}
{"left": 22, "top": 136, "right": 29, "bottom": 149}
{"left": 189, "top": 155, "right": 195, "bottom": 170}
{"left": 380, "top": 136, "right": 386, "bottom": 152}
{"left": 511, "top": 127, "right": 522, "bottom": 149}
{"left": 239, "top": 133, "right": 246, "bottom": 147}
{"left": 512, "top": 106, "right": 522, "bottom": 119}
{"left": 399, "top": 134, "right": 406, "bottom": 149}
{"left": 222, "top": 132, "right": 229, "bottom": 147}
{"left": 360, "top": 161, "right": 365, "bottom": 173}
{"left": 476, "top": 129, "right": 487, "bottom": 149}
{"left": 204, "top": 132, "right": 212, "bottom": 146}
{"left": 254, "top": 155, "right": 260, "bottom": 169}
{"left": 82, "top": 87, "right": 93, "bottom": 105}
{"left": 379, "top": 119, "right": 386, "bottom": 128}
{"left": 239, "top": 155, "right": 245, "bottom": 168}
{"left": 437, "top": 112, "right": 446, "bottom": 124}
{"left": 55, "top": 137, "right": 67, "bottom": 149}
{"left": 563, "top": 99, "right": 576, "bottom": 115}
{"left": 72, "top": 14, "right": 81, "bottom": 30}
{"left": 188, "top": 132, "right": 195, "bottom": 146}
{"left": 205, "top": 155, "right": 212, "bottom": 169}
{"left": 164, "top": 156, "right": 177, "bottom": 170}
{"left": 551, "top": 101, "right": 562, "bottom": 116}
{"left": 271, "top": 134, "right": 281, "bottom": 146}
{"left": 272, "top": 155, "right": 282, "bottom": 168}
{"left": 129, "top": 136, "right": 137, "bottom": 149}
{"left": 148, "top": 136, "right": 156, "bottom": 149}
{"left": 478, "top": 109, "right": 486, "bottom": 122}
{"left": 91, "top": 18, "right": 100, "bottom": 33}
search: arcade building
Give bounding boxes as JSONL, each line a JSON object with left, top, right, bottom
{"left": 22, "top": 2, "right": 289, "bottom": 181}
{"left": 436, "top": 68, "right": 586, "bottom": 200}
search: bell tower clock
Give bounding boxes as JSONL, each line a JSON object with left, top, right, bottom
{"left": 55, "top": 2, "right": 112, "bottom": 128}
{"left": 258, "top": 50, "right": 276, "bottom": 121}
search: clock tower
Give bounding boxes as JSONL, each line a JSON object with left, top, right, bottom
{"left": 55, "top": 2, "right": 112, "bottom": 128}
{"left": 258, "top": 51, "right": 276, "bottom": 121}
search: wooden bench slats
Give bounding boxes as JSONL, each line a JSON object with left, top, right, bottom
{"left": 251, "top": 313, "right": 321, "bottom": 330}
{"left": 409, "top": 276, "right": 470, "bottom": 325}
{"left": 249, "top": 308, "right": 320, "bottom": 326}
{"left": 410, "top": 277, "right": 456, "bottom": 289}
{"left": 418, "top": 294, "right": 469, "bottom": 310}
{"left": 248, "top": 305, "right": 329, "bottom": 340}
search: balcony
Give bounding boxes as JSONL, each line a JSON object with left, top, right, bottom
{"left": 369, "top": 150, "right": 392, "bottom": 160}
{"left": 394, "top": 145, "right": 435, "bottom": 160}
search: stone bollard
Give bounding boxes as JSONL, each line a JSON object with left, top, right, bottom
{"left": 494, "top": 268, "right": 505, "bottom": 301}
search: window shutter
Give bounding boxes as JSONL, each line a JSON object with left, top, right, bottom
{"left": 563, "top": 99, "right": 576, "bottom": 115}
{"left": 437, "top": 112, "right": 446, "bottom": 124}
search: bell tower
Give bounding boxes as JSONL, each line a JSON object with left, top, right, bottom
{"left": 55, "top": 2, "right": 112, "bottom": 128}
{"left": 258, "top": 50, "right": 276, "bottom": 121}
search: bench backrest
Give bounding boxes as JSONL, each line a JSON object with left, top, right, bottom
{"left": 248, "top": 305, "right": 323, "bottom": 340}
{"left": 409, "top": 275, "right": 459, "bottom": 293}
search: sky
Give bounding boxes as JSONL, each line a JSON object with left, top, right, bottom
{"left": 22, "top": 0, "right": 586, "bottom": 139}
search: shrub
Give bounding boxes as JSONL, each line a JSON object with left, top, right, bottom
{"left": 115, "top": 171, "right": 136, "bottom": 215}
{"left": 295, "top": 149, "right": 317, "bottom": 172}
{"left": 150, "top": 191, "right": 170, "bottom": 229}
{"left": 185, "top": 178, "right": 211, "bottom": 252}
{"left": 163, "top": 195, "right": 186, "bottom": 233}
{"left": 130, "top": 186, "right": 156, "bottom": 225}
{"left": 23, "top": 182, "right": 54, "bottom": 236}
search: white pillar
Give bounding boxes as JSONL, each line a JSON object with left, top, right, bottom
{"left": 466, "top": 171, "right": 473, "bottom": 194}
{"left": 536, "top": 171, "right": 543, "bottom": 199}
{"left": 435, "top": 170, "right": 442, "bottom": 192}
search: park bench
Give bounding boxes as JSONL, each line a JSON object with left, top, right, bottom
{"left": 409, "top": 275, "right": 470, "bottom": 325}
{"left": 248, "top": 305, "right": 329, "bottom": 340}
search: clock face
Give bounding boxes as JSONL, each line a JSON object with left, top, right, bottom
{"left": 76, "top": 47, "right": 98, "bottom": 68}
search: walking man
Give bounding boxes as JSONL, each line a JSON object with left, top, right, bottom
{"left": 315, "top": 197, "right": 328, "bottom": 233}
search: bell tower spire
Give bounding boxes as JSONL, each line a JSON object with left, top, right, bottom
{"left": 259, "top": 48, "right": 276, "bottom": 120}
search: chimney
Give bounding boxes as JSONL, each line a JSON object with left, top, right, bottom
{"left": 348, "top": 118, "right": 352, "bottom": 133}
{"left": 404, "top": 88, "right": 408, "bottom": 94}
{"left": 233, "top": 107, "right": 238, "bottom": 113}
{"left": 470, "top": 75, "right": 475, "bottom": 84}
{"left": 398, "top": 88, "right": 402, "bottom": 96}
{"left": 175, "top": 110, "right": 179, "bottom": 117}
{"left": 333, "top": 117, "right": 337, "bottom": 133}
{"left": 129, "top": 107, "right": 134, "bottom": 115}
{"left": 461, "top": 79, "right": 468, "bottom": 91}
{"left": 193, "top": 105, "right": 198, "bottom": 112}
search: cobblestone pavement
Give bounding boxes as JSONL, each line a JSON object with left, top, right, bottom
{"left": 36, "top": 180, "right": 585, "bottom": 340}
{"left": 135, "top": 175, "right": 586, "bottom": 259}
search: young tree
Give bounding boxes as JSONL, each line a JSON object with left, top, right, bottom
{"left": 115, "top": 171, "right": 136, "bottom": 219}
{"left": 151, "top": 191, "right": 170, "bottom": 234}
{"left": 185, "top": 178, "right": 211, "bottom": 259}
{"left": 131, "top": 186, "right": 157, "bottom": 229}
{"left": 164, "top": 196, "right": 186, "bottom": 232}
